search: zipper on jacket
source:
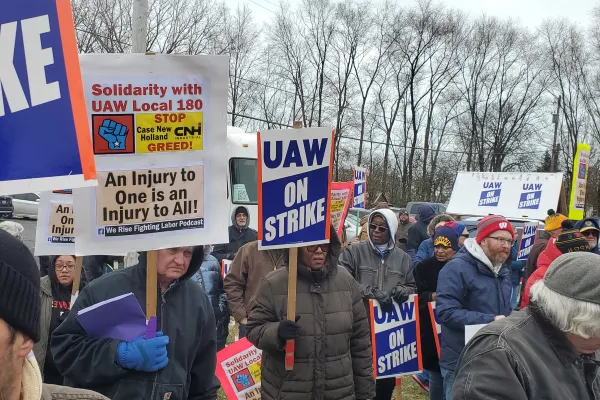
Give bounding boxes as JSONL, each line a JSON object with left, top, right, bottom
{"left": 378, "top": 258, "right": 386, "bottom": 289}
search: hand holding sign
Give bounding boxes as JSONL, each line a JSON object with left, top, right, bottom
{"left": 99, "top": 119, "right": 128, "bottom": 150}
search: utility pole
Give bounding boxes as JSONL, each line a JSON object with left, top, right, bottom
{"left": 550, "top": 95, "right": 561, "bottom": 172}
{"left": 131, "top": 0, "right": 148, "bottom": 53}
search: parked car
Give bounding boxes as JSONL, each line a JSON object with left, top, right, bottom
{"left": 11, "top": 193, "right": 40, "bottom": 219}
{"left": 405, "top": 202, "right": 447, "bottom": 219}
{"left": 0, "top": 196, "right": 13, "bottom": 219}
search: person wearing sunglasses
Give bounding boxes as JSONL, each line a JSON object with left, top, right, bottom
{"left": 246, "top": 227, "right": 375, "bottom": 400}
{"left": 33, "top": 255, "right": 86, "bottom": 384}
{"left": 575, "top": 217, "right": 600, "bottom": 254}
{"left": 436, "top": 215, "right": 516, "bottom": 399}
{"left": 340, "top": 209, "right": 415, "bottom": 400}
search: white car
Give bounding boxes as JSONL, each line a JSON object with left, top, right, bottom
{"left": 11, "top": 193, "right": 40, "bottom": 219}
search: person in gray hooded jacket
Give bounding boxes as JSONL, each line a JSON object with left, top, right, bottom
{"left": 339, "top": 208, "right": 416, "bottom": 400}
{"left": 212, "top": 206, "right": 257, "bottom": 263}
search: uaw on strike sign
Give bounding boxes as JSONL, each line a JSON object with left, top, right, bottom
{"left": 0, "top": 0, "right": 96, "bottom": 195}
{"left": 257, "top": 128, "right": 334, "bottom": 249}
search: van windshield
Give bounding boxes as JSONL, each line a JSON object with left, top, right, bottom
{"left": 230, "top": 158, "right": 258, "bottom": 204}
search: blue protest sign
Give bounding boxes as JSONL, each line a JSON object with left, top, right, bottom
{"left": 0, "top": 0, "right": 96, "bottom": 195}
{"left": 517, "top": 221, "right": 539, "bottom": 261}
{"left": 257, "top": 128, "right": 334, "bottom": 250}
{"left": 369, "top": 295, "right": 423, "bottom": 379}
{"left": 353, "top": 167, "right": 366, "bottom": 208}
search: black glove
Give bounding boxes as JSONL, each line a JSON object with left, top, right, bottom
{"left": 391, "top": 287, "right": 409, "bottom": 304}
{"left": 277, "top": 316, "right": 301, "bottom": 342}
{"left": 373, "top": 289, "right": 393, "bottom": 310}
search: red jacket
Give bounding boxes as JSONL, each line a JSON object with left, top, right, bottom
{"left": 520, "top": 238, "right": 562, "bottom": 308}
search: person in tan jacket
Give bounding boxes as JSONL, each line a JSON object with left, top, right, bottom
{"left": 0, "top": 230, "right": 107, "bottom": 400}
{"left": 223, "top": 241, "right": 286, "bottom": 338}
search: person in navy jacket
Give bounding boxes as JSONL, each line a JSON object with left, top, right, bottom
{"left": 436, "top": 215, "right": 514, "bottom": 399}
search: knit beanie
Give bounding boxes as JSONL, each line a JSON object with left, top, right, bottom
{"left": 442, "top": 221, "right": 467, "bottom": 238}
{"left": 0, "top": 229, "right": 40, "bottom": 342}
{"left": 476, "top": 215, "right": 514, "bottom": 244}
{"left": 545, "top": 209, "right": 568, "bottom": 232}
{"left": 544, "top": 252, "right": 600, "bottom": 306}
{"left": 434, "top": 226, "right": 459, "bottom": 251}
{"left": 555, "top": 220, "right": 590, "bottom": 254}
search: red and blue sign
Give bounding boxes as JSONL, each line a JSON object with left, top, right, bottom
{"left": 353, "top": 167, "right": 367, "bottom": 208}
{"left": 428, "top": 301, "right": 441, "bottom": 357}
{"left": 517, "top": 222, "right": 539, "bottom": 261}
{"left": 0, "top": 0, "right": 95, "bottom": 195}
{"left": 370, "top": 295, "right": 423, "bottom": 378}
{"left": 257, "top": 128, "right": 334, "bottom": 250}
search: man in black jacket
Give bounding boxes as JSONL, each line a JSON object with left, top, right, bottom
{"left": 50, "top": 247, "right": 219, "bottom": 400}
{"left": 212, "top": 206, "right": 257, "bottom": 262}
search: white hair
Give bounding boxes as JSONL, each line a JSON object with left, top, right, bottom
{"left": 0, "top": 221, "right": 24, "bottom": 242}
{"left": 530, "top": 280, "right": 600, "bottom": 339}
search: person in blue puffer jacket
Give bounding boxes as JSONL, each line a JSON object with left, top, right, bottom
{"left": 192, "top": 247, "right": 229, "bottom": 351}
{"left": 436, "top": 215, "right": 514, "bottom": 399}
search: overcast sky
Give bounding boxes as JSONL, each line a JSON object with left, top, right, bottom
{"left": 225, "top": 0, "right": 598, "bottom": 29}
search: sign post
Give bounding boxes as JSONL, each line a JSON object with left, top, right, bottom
{"left": 257, "top": 124, "right": 334, "bottom": 370}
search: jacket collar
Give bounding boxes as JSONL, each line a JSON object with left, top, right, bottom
{"left": 297, "top": 262, "right": 336, "bottom": 283}
{"left": 529, "top": 303, "right": 579, "bottom": 366}
{"left": 40, "top": 276, "right": 52, "bottom": 297}
{"left": 455, "top": 244, "right": 510, "bottom": 278}
{"left": 22, "top": 352, "right": 43, "bottom": 400}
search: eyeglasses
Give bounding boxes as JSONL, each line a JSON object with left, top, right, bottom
{"left": 582, "top": 230, "right": 598, "bottom": 237}
{"left": 55, "top": 264, "right": 75, "bottom": 271}
{"left": 369, "top": 224, "right": 388, "bottom": 233}
{"left": 487, "top": 236, "right": 514, "bottom": 246}
{"left": 305, "top": 244, "right": 328, "bottom": 253}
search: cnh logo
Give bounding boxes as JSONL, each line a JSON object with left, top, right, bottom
{"left": 499, "top": 222, "right": 507, "bottom": 229}
{"left": 174, "top": 125, "right": 202, "bottom": 137}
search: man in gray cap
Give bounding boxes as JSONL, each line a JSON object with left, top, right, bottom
{"left": 451, "top": 251, "right": 600, "bottom": 399}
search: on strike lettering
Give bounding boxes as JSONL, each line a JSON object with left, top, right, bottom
{"left": 0, "top": 15, "right": 61, "bottom": 116}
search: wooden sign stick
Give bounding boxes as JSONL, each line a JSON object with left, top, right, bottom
{"left": 395, "top": 377, "right": 402, "bottom": 400}
{"left": 71, "top": 257, "right": 83, "bottom": 305}
{"left": 146, "top": 250, "right": 158, "bottom": 338}
{"left": 285, "top": 120, "right": 303, "bottom": 371}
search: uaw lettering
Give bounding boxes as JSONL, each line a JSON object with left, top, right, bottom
{"left": 518, "top": 184, "right": 543, "bottom": 209}
{"left": 259, "top": 128, "right": 333, "bottom": 249}
{"left": 370, "top": 296, "right": 421, "bottom": 378}
{"left": 478, "top": 182, "right": 502, "bottom": 207}
{"left": 354, "top": 167, "right": 366, "bottom": 208}
{"left": 517, "top": 223, "right": 538, "bottom": 261}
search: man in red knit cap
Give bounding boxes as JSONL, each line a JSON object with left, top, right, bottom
{"left": 436, "top": 214, "right": 515, "bottom": 398}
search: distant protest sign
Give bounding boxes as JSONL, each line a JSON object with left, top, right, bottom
{"left": 257, "top": 128, "right": 334, "bottom": 250}
{"left": 569, "top": 143, "right": 590, "bottom": 220}
{"left": 446, "top": 172, "right": 563, "bottom": 220}
{"left": 35, "top": 191, "right": 76, "bottom": 255}
{"left": 330, "top": 182, "right": 353, "bottom": 238}
{"left": 517, "top": 222, "right": 539, "bottom": 261}
{"left": 353, "top": 167, "right": 367, "bottom": 208}
{"left": 74, "top": 54, "right": 229, "bottom": 254}
{"left": 370, "top": 295, "right": 423, "bottom": 378}
{"left": 428, "top": 301, "right": 441, "bottom": 357}
{"left": 216, "top": 338, "right": 262, "bottom": 400}
{"left": 222, "top": 259, "right": 232, "bottom": 278}
{"left": 0, "top": 0, "right": 96, "bottom": 195}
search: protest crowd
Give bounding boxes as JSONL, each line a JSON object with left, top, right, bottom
{"left": 2, "top": 202, "right": 600, "bottom": 400}
{"left": 1, "top": 6, "right": 600, "bottom": 399}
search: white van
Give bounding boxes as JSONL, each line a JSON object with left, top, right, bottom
{"left": 227, "top": 127, "right": 258, "bottom": 230}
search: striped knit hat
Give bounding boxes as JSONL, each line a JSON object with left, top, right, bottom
{"left": 555, "top": 220, "right": 590, "bottom": 254}
{"left": 476, "top": 215, "right": 514, "bottom": 244}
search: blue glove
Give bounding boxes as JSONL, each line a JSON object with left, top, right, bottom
{"left": 98, "top": 119, "right": 128, "bottom": 150}
{"left": 116, "top": 331, "right": 169, "bottom": 372}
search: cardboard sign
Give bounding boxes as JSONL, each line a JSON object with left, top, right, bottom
{"left": 369, "top": 295, "right": 423, "bottom": 379}
{"left": 427, "top": 301, "right": 441, "bottom": 358}
{"left": 0, "top": 0, "right": 96, "bottom": 195}
{"left": 73, "top": 54, "right": 229, "bottom": 254}
{"left": 257, "top": 128, "right": 334, "bottom": 250}
{"left": 569, "top": 143, "right": 590, "bottom": 220}
{"left": 517, "top": 222, "right": 539, "bottom": 261}
{"left": 216, "top": 338, "right": 262, "bottom": 400}
{"left": 222, "top": 259, "right": 232, "bottom": 278}
{"left": 465, "top": 324, "right": 486, "bottom": 344}
{"left": 330, "top": 182, "right": 353, "bottom": 238}
{"left": 353, "top": 167, "right": 367, "bottom": 208}
{"left": 35, "top": 191, "right": 75, "bottom": 255}
{"left": 446, "top": 172, "right": 564, "bottom": 220}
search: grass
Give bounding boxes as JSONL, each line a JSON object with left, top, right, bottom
{"left": 216, "top": 321, "right": 428, "bottom": 400}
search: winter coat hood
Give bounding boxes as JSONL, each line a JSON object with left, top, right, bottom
{"left": 464, "top": 238, "right": 501, "bottom": 275}
{"left": 368, "top": 208, "right": 398, "bottom": 251}
{"left": 137, "top": 245, "right": 205, "bottom": 284}
{"left": 418, "top": 204, "right": 436, "bottom": 224}
{"left": 232, "top": 205, "right": 251, "bottom": 230}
